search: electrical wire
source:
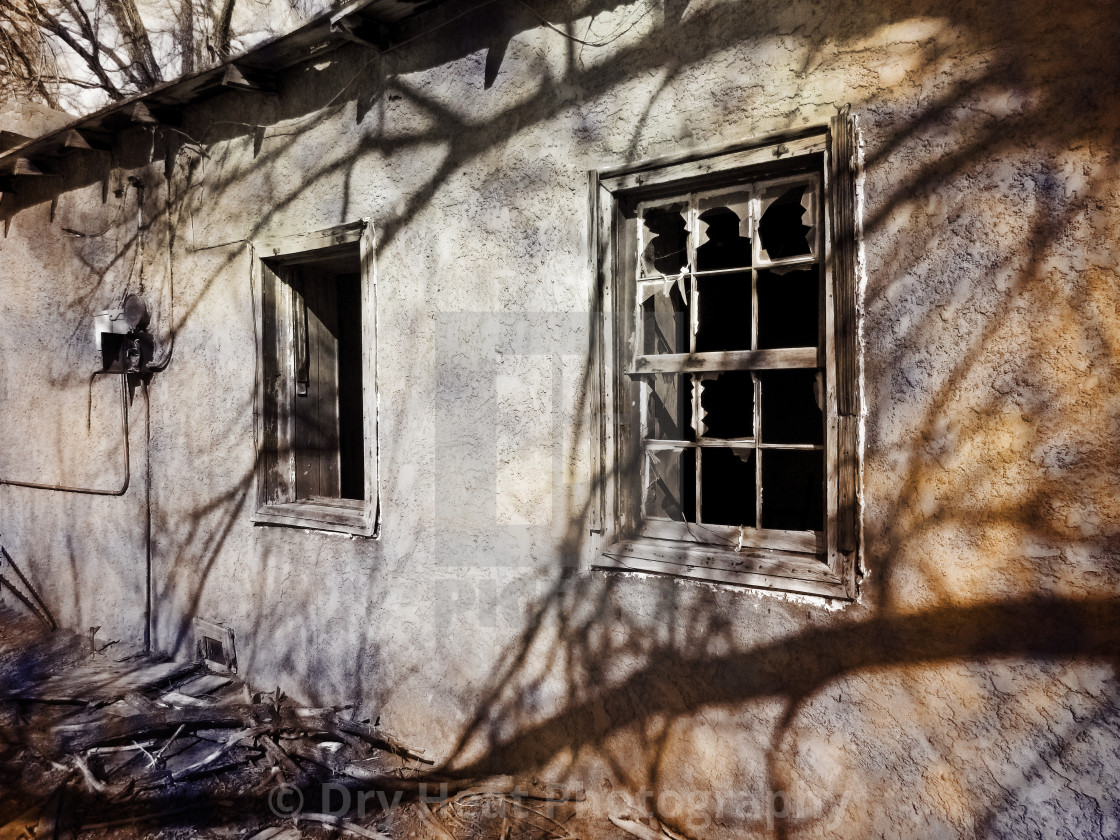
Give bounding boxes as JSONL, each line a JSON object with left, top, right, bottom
{"left": 513, "top": 0, "right": 651, "bottom": 49}
{"left": 0, "top": 371, "right": 130, "bottom": 495}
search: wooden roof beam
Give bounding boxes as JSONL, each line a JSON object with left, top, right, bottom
{"left": 124, "top": 102, "right": 158, "bottom": 125}
{"left": 221, "top": 64, "right": 277, "bottom": 94}
{"left": 329, "top": 11, "right": 388, "bottom": 51}
{"left": 60, "top": 129, "right": 110, "bottom": 153}
{"left": 9, "top": 157, "right": 46, "bottom": 176}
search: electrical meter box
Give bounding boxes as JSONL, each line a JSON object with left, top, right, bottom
{"left": 93, "top": 295, "right": 152, "bottom": 371}
{"left": 92, "top": 309, "right": 130, "bottom": 350}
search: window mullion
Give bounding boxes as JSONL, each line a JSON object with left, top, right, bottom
{"left": 689, "top": 196, "right": 703, "bottom": 524}
{"left": 751, "top": 188, "right": 763, "bottom": 532}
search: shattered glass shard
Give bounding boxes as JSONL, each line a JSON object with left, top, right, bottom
{"left": 645, "top": 374, "right": 693, "bottom": 441}
{"left": 758, "top": 185, "right": 813, "bottom": 261}
{"left": 644, "top": 448, "right": 696, "bottom": 521}
{"left": 641, "top": 205, "right": 689, "bottom": 276}
{"left": 641, "top": 276, "right": 690, "bottom": 355}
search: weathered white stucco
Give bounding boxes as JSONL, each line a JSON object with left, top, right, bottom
{"left": 1, "top": 0, "right": 1118, "bottom": 836}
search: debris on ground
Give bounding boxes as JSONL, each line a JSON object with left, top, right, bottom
{"left": 0, "top": 608, "right": 583, "bottom": 840}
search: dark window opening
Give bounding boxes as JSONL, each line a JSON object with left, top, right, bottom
{"left": 631, "top": 173, "right": 825, "bottom": 546}
{"left": 285, "top": 257, "right": 364, "bottom": 502}
{"left": 641, "top": 205, "right": 689, "bottom": 276}
{"left": 696, "top": 206, "right": 752, "bottom": 271}
{"left": 761, "top": 449, "right": 823, "bottom": 531}
{"left": 757, "top": 267, "right": 819, "bottom": 348}
{"left": 699, "top": 371, "right": 753, "bottom": 439}
{"left": 758, "top": 186, "right": 812, "bottom": 260}
{"left": 695, "top": 272, "right": 752, "bottom": 352}
{"left": 759, "top": 369, "right": 824, "bottom": 445}
{"left": 700, "top": 447, "right": 756, "bottom": 526}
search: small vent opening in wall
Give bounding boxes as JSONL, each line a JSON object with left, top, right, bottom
{"left": 193, "top": 618, "right": 237, "bottom": 673}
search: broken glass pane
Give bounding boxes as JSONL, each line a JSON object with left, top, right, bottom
{"left": 643, "top": 447, "right": 696, "bottom": 521}
{"left": 758, "top": 184, "right": 814, "bottom": 261}
{"left": 759, "top": 369, "right": 824, "bottom": 445}
{"left": 696, "top": 206, "right": 751, "bottom": 271}
{"left": 761, "top": 449, "right": 824, "bottom": 531}
{"left": 700, "top": 446, "right": 756, "bottom": 527}
{"left": 640, "top": 276, "right": 690, "bottom": 355}
{"left": 695, "top": 272, "right": 751, "bottom": 352}
{"left": 757, "top": 267, "right": 819, "bottom": 348}
{"left": 645, "top": 375, "right": 694, "bottom": 441}
{"left": 640, "top": 204, "right": 688, "bottom": 276}
{"left": 698, "top": 371, "right": 753, "bottom": 439}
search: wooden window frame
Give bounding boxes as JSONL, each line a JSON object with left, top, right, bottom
{"left": 250, "top": 220, "right": 379, "bottom": 537}
{"left": 590, "top": 118, "right": 859, "bottom": 599}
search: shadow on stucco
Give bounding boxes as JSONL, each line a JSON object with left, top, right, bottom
{"left": 1, "top": 0, "right": 1119, "bottom": 836}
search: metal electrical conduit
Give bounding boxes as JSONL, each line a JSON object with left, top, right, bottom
{"left": 0, "top": 371, "right": 130, "bottom": 495}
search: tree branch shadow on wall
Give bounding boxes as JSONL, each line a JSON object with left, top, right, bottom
{"left": 2, "top": 0, "right": 1120, "bottom": 836}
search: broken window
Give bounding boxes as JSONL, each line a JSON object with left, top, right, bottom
{"left": 251, "top": 221, "right": 378, "bottom": 536}
{"left": 595, "top": 120, "right": 860, "bottom": 599}
{"left": 632, "top": 175, "right": 823, "bottom": 543}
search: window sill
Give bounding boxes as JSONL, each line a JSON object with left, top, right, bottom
{"left": 251, "top": 498, "right": 376, "bottom": 537}
{"left": 594, "top": 538, "right": 850, "bottom": 600}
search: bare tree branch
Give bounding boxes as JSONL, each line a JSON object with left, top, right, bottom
{"left": 212, "top": 0, "right": 236, "bottom": 58}
{"left": 0, "top": 0, "right": 312, "bottom": 112}
{"left": 102, "top": 0, "right": 162, "bottom": 88}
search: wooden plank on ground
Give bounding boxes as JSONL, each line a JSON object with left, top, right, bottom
{"left": 14, "top": 660, "right": 199, "bottom": 704}
{"left": 176, "top": 673, "right": 233, "bottom": 696}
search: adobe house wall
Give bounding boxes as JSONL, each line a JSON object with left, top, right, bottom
{"left": 1, "top": 1, "right": 1117, "bottom": 836}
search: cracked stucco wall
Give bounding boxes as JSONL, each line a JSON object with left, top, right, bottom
{"left": 1, "top": 0, "right": 1119, "bottom": 836}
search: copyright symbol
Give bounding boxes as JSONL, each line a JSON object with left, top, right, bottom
{"left": 268, "top": 783, "right": 304, "bottom": 817}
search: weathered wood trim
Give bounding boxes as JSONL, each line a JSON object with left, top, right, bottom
{"left": 598, "top": 127, "right": 828, "bottom": 189}
{"left": 595, "top": 540, "right": 848, "bottom": 599}
{"left": 630, "top": 347, "right": 818, "bottom": 374}
{"left": 830, "top": 111, "right": 859, "bottom": 419}
{"left": 588, "top": 169, "right": 604, "bottom": 534}
{"left": 253, "top": 500, "right": 374, "bottom": 536}
{"left": 250, "top": 220, "right": 379, "bottom": 537}
{"left": 251, "top": 243, "right": 267, "bottom": 512}
{"left": 593, "top": 124, "right": 862, "bottom": 601}
{"left": 640, "top": 519, "right": 823, "bottom": 554}
{"left": 828, "top": 110, "right": 860, "bottom": 598}
{"left": 837, "top": 414, "right": 858, "bottom": 554}
{"left": 255, "top": 220, "right": 366, "bottom": 261}
{"left": 360, "top": 219, "right": 381, "bottom": 536}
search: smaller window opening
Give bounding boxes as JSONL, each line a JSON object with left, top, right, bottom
{"left": 253, "top": 221, "right": 377, "bottom": 537}
{"left": 201, "top": 635, "right": 225, "bottom": 663}
{"left": 282, "top": 255, "right": 365, "bottom": 502}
